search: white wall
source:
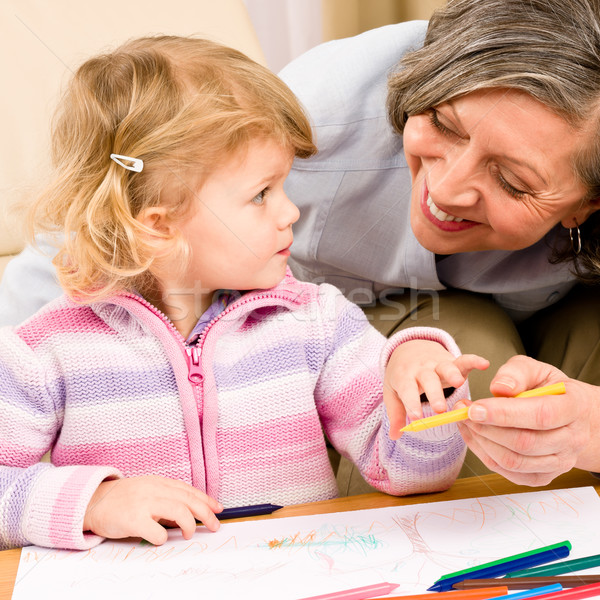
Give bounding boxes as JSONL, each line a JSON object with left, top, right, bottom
{"left": 243, "top": 0, "right": 322, "bottom": 72}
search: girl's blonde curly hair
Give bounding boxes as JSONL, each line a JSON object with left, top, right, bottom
{"left": 28, "top": 36, "right": 316, "bottom": 302}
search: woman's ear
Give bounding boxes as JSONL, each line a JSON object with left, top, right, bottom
{"left": 562, "top": 197, "right": 600, "bottom": 228}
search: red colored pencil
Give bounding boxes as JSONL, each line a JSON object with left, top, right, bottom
{"left": 526, "top": 582, "right": 600, "bottom": 600}
{"left": 386, "top": 586, "right": 509, "bottom": 600}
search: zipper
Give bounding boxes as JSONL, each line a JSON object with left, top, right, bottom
{"left": 186, "top": 346, "right": 203, "bottom": 383}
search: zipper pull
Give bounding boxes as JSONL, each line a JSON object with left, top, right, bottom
{"left": 185, "top": 347, "right": 204, "bottom": 383}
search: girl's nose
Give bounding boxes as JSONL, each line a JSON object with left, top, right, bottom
{"left": 280, "top": 194, "right": 300, "bottom": 228}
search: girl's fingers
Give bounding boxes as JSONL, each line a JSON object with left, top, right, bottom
{"left": 417, "top": 370, "right": 447, "bottom": 413}
{"left": 138, "top": 518, "right": 169, "bottom": 546}
{"left": 434, "top": 361, "right": 466, "bottom": 390}
{"left": 383, "top": 385, "right": 409, "bottom": 440}
{"left": 391, "top": 379, "right": 422, "bottom": 417}
{"left": 191, "top": 503, "right": 221, "bottom": 532}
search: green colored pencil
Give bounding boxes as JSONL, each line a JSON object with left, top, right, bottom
{"left": 506, "top": 554, "right": 600, "bottom": 578}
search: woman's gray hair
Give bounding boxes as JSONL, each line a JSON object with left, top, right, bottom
{"left": 387, "top": 0, "right": 600, "bottom": 279}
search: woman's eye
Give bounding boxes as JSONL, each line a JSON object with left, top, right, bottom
{"left": 251, "top": 188, "right": 269, "bottom": 205}
{"left": 429, "top": 109, "right": 455, "bottom": 137}
{"left": 496, "top": 172, "right": 527, "bottom": 200}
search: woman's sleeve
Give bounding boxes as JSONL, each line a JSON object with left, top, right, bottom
{"left": 0, "top": 327, "right": 121, "bottom": 550}
{"left": 0, "top": 239, "right": 62, "bottom": 327}
{"left": 313, "top": 285, "right": 467, "bottom": 496}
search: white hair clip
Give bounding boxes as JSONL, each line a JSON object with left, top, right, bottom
{"left": 110, "top": 153, "right": 144, "bottom": 173}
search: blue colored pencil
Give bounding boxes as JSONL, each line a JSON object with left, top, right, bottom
{"left": 217, "top": 503, "right": 283, "bottom": 520}
{"left": 428, "top": 545, "right": 571, "bottom": 592}
{"left": 499, "top": 584, "right": 564, "bottom": 600}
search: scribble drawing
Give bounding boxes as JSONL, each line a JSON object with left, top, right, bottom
{"left": 264, "top": 524, "right": 383, "bottom": 559}
{"left": 505, "top": 489, "right": 583, "bottom": 522}
{"left": 392, "top": 514, "right": 466, "bottom": 575}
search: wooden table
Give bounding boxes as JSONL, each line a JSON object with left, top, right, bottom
{"left": 2, "top": 469, "right": 598, "bottom": 599}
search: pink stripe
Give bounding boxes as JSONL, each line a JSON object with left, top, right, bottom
{"left": 17, "top": 306, "right": 116, "bottom": 349}
{"left": 217, "top": 412, "right": 323, "bottom": 454}
{"left": 216, "top": 413, "right": 326, "bottom": 471}
{"left": 319, "top": 373, "right": 380, "bottom": 424}
{"left": 47, "top": 467, "right": 88, "bottom": 547}
{"left": 219, "top": 442, "right": 326, "bottom": 472}
{"left": 52, "top": 434, "right": 193, "bottom": 482}
{"left": 0, "top": 439, "right": 47, "bottom": 467}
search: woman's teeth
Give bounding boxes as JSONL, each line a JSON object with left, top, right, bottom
{"left": 427, "top": 196, "right": 463, "bottom": 222}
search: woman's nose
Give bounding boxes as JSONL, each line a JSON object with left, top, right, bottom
{"left": 428, "top": 146, "right": 481, "bottom": 207}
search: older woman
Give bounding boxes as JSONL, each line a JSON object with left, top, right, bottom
{"left": 278, "top": 0, "right": 600, "bottom": 486}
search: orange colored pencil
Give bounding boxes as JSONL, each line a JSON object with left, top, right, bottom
{"left": 385, "top": 586, "right": 509, "bottom": 600}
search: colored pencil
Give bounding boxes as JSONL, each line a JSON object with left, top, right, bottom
{"left": 497, "top": 584, "right": 563, "bottom": 600}
{"left": 452, "top": 577, "right": 600, "bottom": 590}
{"left": 506, "top": 554, "right": 600, "bottom": 578}
{"left": 438, "top": 542, "right": 572, "bottom": 581}
{"left": 384, "top": 586, "right": 508, "bottom": 600}
{"left": 163, "top": 503, "right": 284, "bottom": 531}
{"left": 401, "top": 382, "right": 566, "bottom": 432}
{"left": 297, "top": 582, "right": 399, "bottom": 600}
{"left": 522, "top": 582, "right": 600, "bottom": 600}
{"left": 428, "top": 544, "right": 571, "bottom": 592}
{"left": 217, "top": 503, "right": 283, "bottom": 520}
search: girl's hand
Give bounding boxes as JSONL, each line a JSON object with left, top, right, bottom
{"left": 384, "top": 340, "right": 489, "bottom": 440}
{"left": 456, "top": 355, "right": 600, "bottom": 486}
{"left": 83, "top": 475, "right": 223, "bottom": 545}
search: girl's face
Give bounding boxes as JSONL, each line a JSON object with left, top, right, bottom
{"left": 175, "top": 137, "right": 298, "bottom": 294}
{"left": 403, "top": 88, "right": 598, "bottom": 255}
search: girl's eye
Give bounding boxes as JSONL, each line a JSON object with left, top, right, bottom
{"left": 429, "top": 108, "right": 456, "bottom": 137}
{"left": 251, "top": 188, "right": 269, "bottom": 205}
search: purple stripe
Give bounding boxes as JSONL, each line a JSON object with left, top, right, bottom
{"left": 1, "top": 364, "right": 178, "bottom": 412}
{"left": 0, "top": 360, "right": 55, "bottom": 414}
{"left": 330, "top": 302, "right": 374, "bottom": 349}
{"left": 60, "top": 365, "right": 178, "bottom": 405}
{"left": 213, "top": 339, "right": 326, "bottom": 388}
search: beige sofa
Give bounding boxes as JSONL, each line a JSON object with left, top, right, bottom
{"left": 0, "top": 0, "right": 265, "bottom": 280}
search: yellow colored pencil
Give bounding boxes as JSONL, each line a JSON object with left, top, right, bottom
{"left": 400, "top": 382, "right": 566, "bottom": 433}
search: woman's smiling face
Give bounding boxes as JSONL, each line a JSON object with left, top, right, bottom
{"left": 403, "top": 88, "right": 598, "bottom": 255}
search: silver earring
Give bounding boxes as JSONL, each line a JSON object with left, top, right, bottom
{"left": 569, "top": 220, "right": 582, "bottom": 255}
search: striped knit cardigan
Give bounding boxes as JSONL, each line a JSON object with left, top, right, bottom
{"left": 0, "top": 270, "right": 468, "bottom": 550}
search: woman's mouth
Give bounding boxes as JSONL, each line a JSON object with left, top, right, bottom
{"left": 426, "top": 196, "right": 463, "bottom": 223}
{"left": 421, "top": 186, "right": 479, "bottom": 232}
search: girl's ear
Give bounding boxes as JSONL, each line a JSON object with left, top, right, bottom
{"left": 136, "top": 206, "right": 176, "bottom": 238}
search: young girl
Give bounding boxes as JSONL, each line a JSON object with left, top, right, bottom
{"left": 0, "top": 36, "right": 487, "bottom": 550}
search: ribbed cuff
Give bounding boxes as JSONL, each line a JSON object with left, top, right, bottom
{"left": 379, "top": 326, "right": 462, "bottom": 376}
{"left": 23, "top": 465, "right": 122, "bottom": 550}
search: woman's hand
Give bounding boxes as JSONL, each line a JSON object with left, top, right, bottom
{"left": 83, "top": 475, "right": 223, "bottom": 545}
{"left": 384, "top": 340, "right": 489, "bottom": 439}
{"left": 456, "top": 355, "right": 600, "bottom": 486}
